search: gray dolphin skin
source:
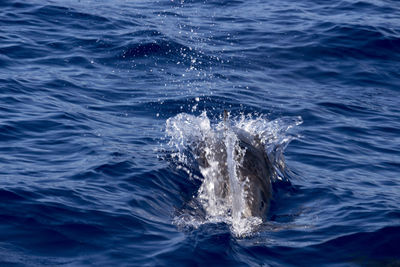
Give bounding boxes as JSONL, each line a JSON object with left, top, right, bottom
{"left": 195, "top": 112, "right": 273, "bottom": 220}
{"left": 235, "top": 129, "right": 273, "bottom": 218}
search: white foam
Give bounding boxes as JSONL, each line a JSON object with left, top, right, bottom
{"left": 166, "top": 112, "right": 302, "bottom": 237}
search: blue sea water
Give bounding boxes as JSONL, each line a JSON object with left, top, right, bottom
{"left": 1, "top": 0, "right": 400, "bottom": 265}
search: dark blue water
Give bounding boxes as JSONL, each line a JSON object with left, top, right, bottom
{"left": 1, "top": 0, "right": 400, "bottom": 265}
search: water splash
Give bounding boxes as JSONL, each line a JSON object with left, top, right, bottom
{"left": 165, "top": 111, "right": 302, "bottom": 237}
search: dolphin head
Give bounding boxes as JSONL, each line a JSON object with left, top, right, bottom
{"left": 194, "top": 127, "right": 273, "bottom": 220}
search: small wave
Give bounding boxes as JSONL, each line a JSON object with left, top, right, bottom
{"left": 121, "top": 40, "right": 187, "bottom": 58}
{"left": 165, "top": 111, "right": 302, "bottom": 236}
{"left": 119, "top": 38, "right": 214, "bottom": 70}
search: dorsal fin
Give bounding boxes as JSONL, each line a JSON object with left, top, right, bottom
{"left": 223, "top": 110, "right": 229, "bottom": 122}
{"left": 223, "top": 110, "right": 231, "bottom": 135}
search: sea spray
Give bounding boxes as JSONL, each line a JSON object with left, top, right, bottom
{"left": 166, "top": 111, "right": 302, "bottom": 236}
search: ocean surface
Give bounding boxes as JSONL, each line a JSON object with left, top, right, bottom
{"left": 1, "top": 0, "right": 400, "bottom": 266}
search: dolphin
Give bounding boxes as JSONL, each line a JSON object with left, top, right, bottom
{"left": 194, "top": 111, "right": 273, "bottom": 220}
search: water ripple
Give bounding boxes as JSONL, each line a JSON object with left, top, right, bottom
{"left": 0, "top": 0, "right": 399, "bottom": 265}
